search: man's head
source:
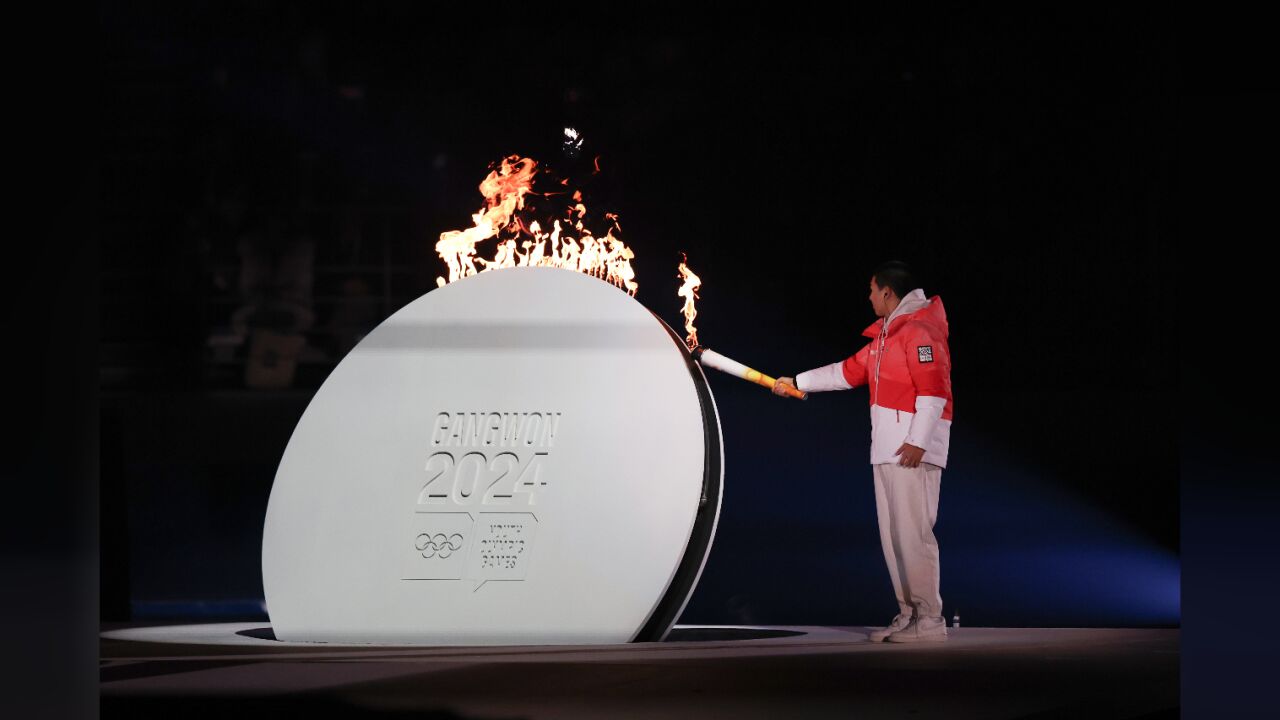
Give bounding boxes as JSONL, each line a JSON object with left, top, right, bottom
{"left": 868, "top": 260, "right": 915, "bottom": 317}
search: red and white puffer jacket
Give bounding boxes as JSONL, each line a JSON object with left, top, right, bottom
{"left": 795, "top": 289, "right": 953, "bottom": 468}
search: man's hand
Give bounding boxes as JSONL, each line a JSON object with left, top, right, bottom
{"left": 894, "top": 443, "right": 925, "bottom": 468}
{"left": 773, "top": 376, "right": 798, "bottom": 397}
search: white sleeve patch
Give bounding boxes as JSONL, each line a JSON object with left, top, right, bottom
{"left": 917, "top": 345, "right": 934, "bottom": 363}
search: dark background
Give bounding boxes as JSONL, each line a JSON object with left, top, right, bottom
{"left": 97, "top": 3, "right": 1177, "bottom": 630}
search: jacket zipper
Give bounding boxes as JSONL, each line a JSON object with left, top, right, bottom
{"left": 877, "top": 314, "right": 902, "bottom": 424}
{"left": 874, "top": 322, "right": 885, "bottom": 406}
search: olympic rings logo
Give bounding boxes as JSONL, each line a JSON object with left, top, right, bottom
{"left": 415, "top": 532, "right": 465, "bottom": 559}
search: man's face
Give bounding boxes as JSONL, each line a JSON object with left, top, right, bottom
{"left": 869, "top": 277, "right": 891, "bottom": 317}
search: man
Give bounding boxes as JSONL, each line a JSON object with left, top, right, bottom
{"left": 774, "top": 261, "right": 953, "bottom": 643}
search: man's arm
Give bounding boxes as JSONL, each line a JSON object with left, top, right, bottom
{"left": 902, "top": 324, "right": 950, "bottom": 451}
{"left": 775, "top": 343, "right": 871, "bottom": 395}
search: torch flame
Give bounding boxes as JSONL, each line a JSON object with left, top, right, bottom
{"left": 676, "top": 254, "right": 701, "bottom": 349}
{"left": 435, "top": 155, "right": 638, "bottom": 295}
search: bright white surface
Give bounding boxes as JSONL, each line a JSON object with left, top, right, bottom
{"left": 262, "top": 267, "right": 711, "bottom": 645}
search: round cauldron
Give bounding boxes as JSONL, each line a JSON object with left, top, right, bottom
{"left": 263, "top": 267, "right": 723, "bottom": 644}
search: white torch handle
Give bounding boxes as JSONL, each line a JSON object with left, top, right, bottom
{"left": 697, "top": 348, "right": 808, "bottom": 399}
{"left": 697, "top": 348, "right": 752, "bottom": 378}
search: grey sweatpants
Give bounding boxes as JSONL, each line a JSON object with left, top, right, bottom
{"left": 873, "top": 462, "right": 943, "bottom": 619}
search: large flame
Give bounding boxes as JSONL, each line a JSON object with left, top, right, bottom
{"left": 676, "top": 254, "right": 701, "bottom": 349}
{"left": 435, "top": 154, "right": 638, "bottom": 295}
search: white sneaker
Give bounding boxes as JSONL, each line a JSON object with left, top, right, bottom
{"left": 868, "top": 613, "right": 914, "bottom": 642}
{"left": 886, "top": 615, "right": 948, "bottom": 643}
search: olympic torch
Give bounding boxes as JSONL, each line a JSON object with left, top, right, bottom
{"left": 691, "top": 346, "right": 808, "bottom": 400}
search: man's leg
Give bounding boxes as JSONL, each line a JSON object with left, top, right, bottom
{"left": 878, "top": 462, "right": 943, "bottom": 619}
{"left": 873, "top": 464, "right": 914, "bottom": 619}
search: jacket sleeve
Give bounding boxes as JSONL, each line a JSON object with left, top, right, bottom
{"left": 903, "top": 323, "right": 950, "bottom": 448}
{"left": 796, "top": 343, "right": 871, "bottom": 392}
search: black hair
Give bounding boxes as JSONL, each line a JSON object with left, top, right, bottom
{"left": 872, "top": 261, "right": 916, "bottom": 299}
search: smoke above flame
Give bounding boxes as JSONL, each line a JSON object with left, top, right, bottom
{"left": 676, "top": 254, "right": 702, "bottom": 349}
{"left": 435, "top": 154, "right": 638, "bottom": 295}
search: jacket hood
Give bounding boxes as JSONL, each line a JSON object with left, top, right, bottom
{"left": 862, "top": 289, "right": 949, "bottom": 339}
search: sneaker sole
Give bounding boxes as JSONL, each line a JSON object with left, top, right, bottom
{"left": 869, "top": 627, "right": 909, "bottom": 642}
{"left": 886, "top": 634, "right": 948, "bottom": 643}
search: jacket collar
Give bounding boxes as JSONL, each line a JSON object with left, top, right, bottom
{"left": 862, "top": 288, "right": 930, "bottom": 339}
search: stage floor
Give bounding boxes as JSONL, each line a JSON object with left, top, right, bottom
{"left": 101, "top": 623, "right": 1178, "bottom": 719}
